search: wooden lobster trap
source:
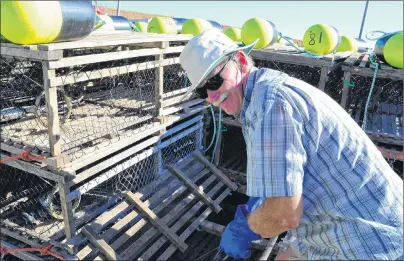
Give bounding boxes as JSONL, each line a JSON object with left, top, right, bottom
{"left": 341, "top": 52, "right": 404, "bottom": 176}
{"left": 250, "top": 45, "right": 354, "bottom": 103}
{"left": 1, "top": 31, "right": 205, "bottom": 171}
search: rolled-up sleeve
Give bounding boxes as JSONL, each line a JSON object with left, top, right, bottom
{"left": 246, "top": 95, "right": 306, "bottom": 198}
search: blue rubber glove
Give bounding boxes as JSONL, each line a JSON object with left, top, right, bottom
{"left": 219, "top": 197, "right": 264, "bottom": 259}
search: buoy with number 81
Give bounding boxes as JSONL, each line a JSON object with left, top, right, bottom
{"left": 303, "top": 24, "right": 340, "bottom": 55}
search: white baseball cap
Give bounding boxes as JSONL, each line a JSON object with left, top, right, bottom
{"left": 180, "top": 28, "right": 257, "bottom": 100}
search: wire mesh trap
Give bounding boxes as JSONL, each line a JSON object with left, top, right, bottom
{"left": 1, "top": 34, "right": 197, "bottom": 169}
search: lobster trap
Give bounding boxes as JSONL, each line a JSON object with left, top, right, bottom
{"left": 251, "top": 45, "right": 353, "bottom": 103}
{"left": 1, "top": 114, "right": 208, "bottom": 256}
{"left": 341, "top": 52, "right": 404, "bottom": 176}
{"left": 1, "top": 31, "right": 206, "bottom": 170}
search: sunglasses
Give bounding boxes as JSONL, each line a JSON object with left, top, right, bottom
{"left": 195, "top": 58, "right": 231, "bottom": 99}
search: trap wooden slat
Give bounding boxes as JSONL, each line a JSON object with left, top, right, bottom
{"left": 166, "top": 165, "right": 222, "bottom": 213}
{"left": 124, "top": 191, "right": 188, "bottom": 252}
{"left": 77, "top": 153, "right": 235, "bottom": 261}
{"left": 76, "top": 160, "right": 209, "bottom": 260}
{"left": 75, "top": 158, "right": 204, "bottom": 259}
{"left": 82, "top": 226, "right": 122, "bottom": 261}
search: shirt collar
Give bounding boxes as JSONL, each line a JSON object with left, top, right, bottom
{"left": 239, "top": 66, "right": 258, "bottom": 124}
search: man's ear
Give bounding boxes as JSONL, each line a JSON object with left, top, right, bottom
{"left": 235, "top": 51, "right": 248, "bottom": 73}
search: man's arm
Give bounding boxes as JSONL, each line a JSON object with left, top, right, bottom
{"left": 247, "top": 195, "right": 303, "bottom": 238}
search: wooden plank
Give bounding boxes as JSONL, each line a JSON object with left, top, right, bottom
{"left": 49, "top": 57, "right": 179, "bottom": 87}
{"left": 155, "top": 42, "right": 168, "bottom": 118}
{"left": 82, "top": 226, "right": 122, "bottom": 260}
{"left": 48, "top": 46, "right": 183, "bottom": 69}
{"left": 42, "top": 62, "right": 61, "bottom": 157}
{"left": 166, "top": 165, "right": 222, "bottom": 213}
{"left": 342, "top": 66, "right": 404, "bottom": 80}
{"left": 156, "top": 187, "right": 231, "bottom": 260}
{"left": 251, "top": 49, "right": 331, "bottom": 67}
{"left": 58, "top": 182, "right": 76, "bottom": 252}
{"left": 318, "top": 67, "right": 329, "bottom": 91}
{"left": 340, "top": 71, "right": 352, "bottom": 109}
{"left": 62, "top": 123, "right": 165, "bottom": 172}
{"left": 343, "top": 52, "right": 362, "bottom": 66}
{"left": 160, "top": 98, "right": 204, "bottom": 116}
{"left": 192, "top": 150, "right": 238, "bottom": 191}
{"left": 359, "top": 54, "right": 369, "bottom": 68}
{"left": 124, "top": 191, "right": 188, "bottom": 252}
{"left": 0, "top": 241, "right": 45, "bottom": 261}
{"left": 103, "top": 169, "right": 213, "bottom": 260}
{"left": 37, "top": 34, "right": 192, "bottom": 51}
{"left": 67, "top": 136, "right": 160, "bottom": 187}
{"left": 0, "top": 46, "right": 62, "bottom": 61}
{"left": 0, "top": 153, "right": 69, "bottom": 183}
{"left": 0, "top": 228, "right": 42, "bottom": 248}
{"left": 139, "top": 181, "right": 227, "bottom": 260}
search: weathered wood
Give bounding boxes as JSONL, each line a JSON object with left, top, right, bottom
{"left": 1, "top": 228, "right": 42, "bottom": 248}
{"left": 341, "top": 65, "right": 404, "bottom": 80}
{"left": 0, "top": 153, "right": 70, "bottom": 183}
{"left": 67, "top": 136, "right": 160, "bottom": 187}
{"left": 156, "top": 187, "right": 231, "bottom": 260}
{"left": 139, "top": 181, "right": 227, "bottom": 260}
{"left": 42, "top": 62, "right": 62, "bottom": 158}
{"left": 49, "top": 57, "right": 179, "bottom": 87}
{"left": 359, "top": 54, "right": 369, "bottom": 68}
{"left": 58, "top": 182, "right": 75, "bottom": 250}
{"left": 155, "top": 42, "right": 168, "bottom": 118}
{"left": 318, "top": 67, "right": 329, "bottom": 91}
{"left": 37, "top": 33, "right": 191, "bottom": 51}
{"left": 0, "top": 240, "right": 45, "bottom": 261}
{"left": 62, "top": 122, "right": 165, "bottom": 172}
{"left": 160, "top": 98, "right": 205, "bottom": 116}
{"left": 340, "top": 71, "right": 352, "bottom": 109}
{"left": 92, "top": 168, "right": 212, "bottom": 260}
{"left": 0, "top": 46, "right": 63, "bottom": 61}
{"left": 251, "top": 49, "right": 332, "bottom": 67}
{"left": 81, "top": 226, "right": 122, "bottom": 260}
{"left": 48, "top": 46, "right": 183, "bottom": 69}
{"left": 192, "top": 150, "right": 238, "bottom": 190}
{"left": 124, "top": 191, "right": 188, "bottom": 252}
{"left": 166, "top": 165, "right": 222, "bottom": 213}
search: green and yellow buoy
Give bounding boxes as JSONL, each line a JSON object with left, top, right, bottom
{"left": 241, "top": 18, "right": 278, "bottom": 49}
{"left": 303, "top": 24, "right": 340, "bottom": 55}
{"left": 1, "top": 0, "right": 95, "bottom": 45}
{"left": 147, "top": 17, "right": 177, "bottom": 34}
{"left": 375, "top": 31, "right": 403, "bottom": 69}
{"left": 336, "top": 36, "right": 358, "bottom": 52}
{"left": 181, "top": 18, "right": 213, "bottom": 36}
{"left": 134, "top": 21, "right": 148, "bottom": 33}
{"left": 224, "top": 27, "right": 242, "bottom": 42}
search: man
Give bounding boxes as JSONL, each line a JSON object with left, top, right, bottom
{"left": 179, "top": 28, "right": 403, "bottom": 260}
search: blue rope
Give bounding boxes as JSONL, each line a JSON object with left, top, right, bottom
{"left": 278, "top": 32, "right": 324, "bottom": 59}
{"left": 204, "top": 105, "right": 217, "bottom": 152}
{"left": 362, "top": 54, "right": 379, "bottom": 131}
{"left": 211, "top": 108, "right": 222, "bottom": 162}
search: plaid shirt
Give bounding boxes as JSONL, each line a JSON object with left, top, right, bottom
{"left": 240, "top": 67, "right": 403, "bottom": 260}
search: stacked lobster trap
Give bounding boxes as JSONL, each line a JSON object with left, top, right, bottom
{"left": 251, "top": 45, "right": 354, "bottom": 103}
{"left": 340, "top": 52, "right": 404, "bottom": 176}
{"left": 0, "top": 31, "right": 217, "bottom": 258}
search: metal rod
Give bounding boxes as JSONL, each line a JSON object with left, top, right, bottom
{"left": 358, "top": 0, "right": 370, "bottom": 39}
{"left": 116, "top": 0, "right": 121, "bottom": 16}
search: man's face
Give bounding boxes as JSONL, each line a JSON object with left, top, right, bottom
{"left": 202, "top": 59, "right": 244, "bottom": 116}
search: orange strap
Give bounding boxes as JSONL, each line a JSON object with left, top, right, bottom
{"left": 377, "top": 146, "right": 404, "bottom": 161}
{"left": 0, "top": 245, "right": 64, "bottom": 260}
{"left": 0, "top": 149, "right": 47, "bottom": 164}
